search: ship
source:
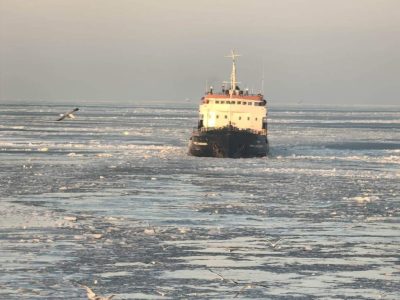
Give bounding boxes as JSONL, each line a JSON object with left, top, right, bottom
{"left": 188, "top": 50, "right": 269, "bottom": 158}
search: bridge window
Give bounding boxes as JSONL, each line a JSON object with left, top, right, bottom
{"left": 242, "top": 102, "right": 247, "bottom": 105}
{"left": 221, "top": 101, "right": 225, "bottom": 104}
{"left": 237, "top": 101, "right": 241, "bottom": 104}
{"left": 231, "top": 101, "right": 235, "bottom": 104}
{"left": 226, "top": 101, "right": 230, "bottom": 104}
{"left": 216, "top": 100, "right": 219, "bottom": 104}
{"left": 248, "top": 102, "right": 252, "bottom": 105}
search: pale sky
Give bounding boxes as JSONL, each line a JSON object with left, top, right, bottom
{"left": 1, "top": 0, "right": 399, "bottom": 105}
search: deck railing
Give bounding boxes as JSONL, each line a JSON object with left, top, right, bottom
{"left": 193, "top": 126, "right": 267, "bottom": 136}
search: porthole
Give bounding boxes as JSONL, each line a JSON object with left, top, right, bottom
{"left": 224, "top": 115, "right": 228, "bottom": 119}
{"left": 247, "top": 117, "right": 250, "bottom": 120}
{"left": 238, "top": 116, "right": 242, "bottom": 120}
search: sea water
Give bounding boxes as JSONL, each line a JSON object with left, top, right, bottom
{"left": 0, "top": 103, "right": 399, "bottom": 299}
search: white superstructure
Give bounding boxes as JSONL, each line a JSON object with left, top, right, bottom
{"left": 199, "top": 50, "right": 267, "bottom": 134}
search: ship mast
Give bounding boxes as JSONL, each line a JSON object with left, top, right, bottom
{"left": 226, "top": 50, "right": 241, "bottom": 96}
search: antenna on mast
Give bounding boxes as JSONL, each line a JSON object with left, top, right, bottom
{"left": 261, "top": 57, "right": 265, "bottom": 95}
{"left": 225, "top": 49, "right": 241, "bottom": 94}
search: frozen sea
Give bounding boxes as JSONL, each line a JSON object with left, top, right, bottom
{"left": 0, "top": 102, "right": 399, "bottom": 299}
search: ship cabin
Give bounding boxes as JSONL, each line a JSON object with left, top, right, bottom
{"left": 198, "top": 88, "right": 268, "bottom": 135}
{"left": 197, "top": 50, "right": 268, "bottom": 135}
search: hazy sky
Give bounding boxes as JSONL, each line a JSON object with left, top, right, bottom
{"left": 1, "top": 0, "right": 399, "bottom": 105}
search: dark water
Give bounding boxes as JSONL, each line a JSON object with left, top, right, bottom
{"left": 0, "top": 103, "right": 399, "bottom": 299}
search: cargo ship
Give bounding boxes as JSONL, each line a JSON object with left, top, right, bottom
{"left": 188, "top": 50, "right": 269, "bottom": 158}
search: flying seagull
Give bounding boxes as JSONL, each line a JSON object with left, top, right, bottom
{"left": 81, "top": 284, "right": 115, "bottom": 300}
{"left": 57, "top": 108, "right": 79, "bottom": 121}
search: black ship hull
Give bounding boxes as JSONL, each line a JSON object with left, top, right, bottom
{"left": 188, "top": 127, "right": 269, "bottom": 158}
